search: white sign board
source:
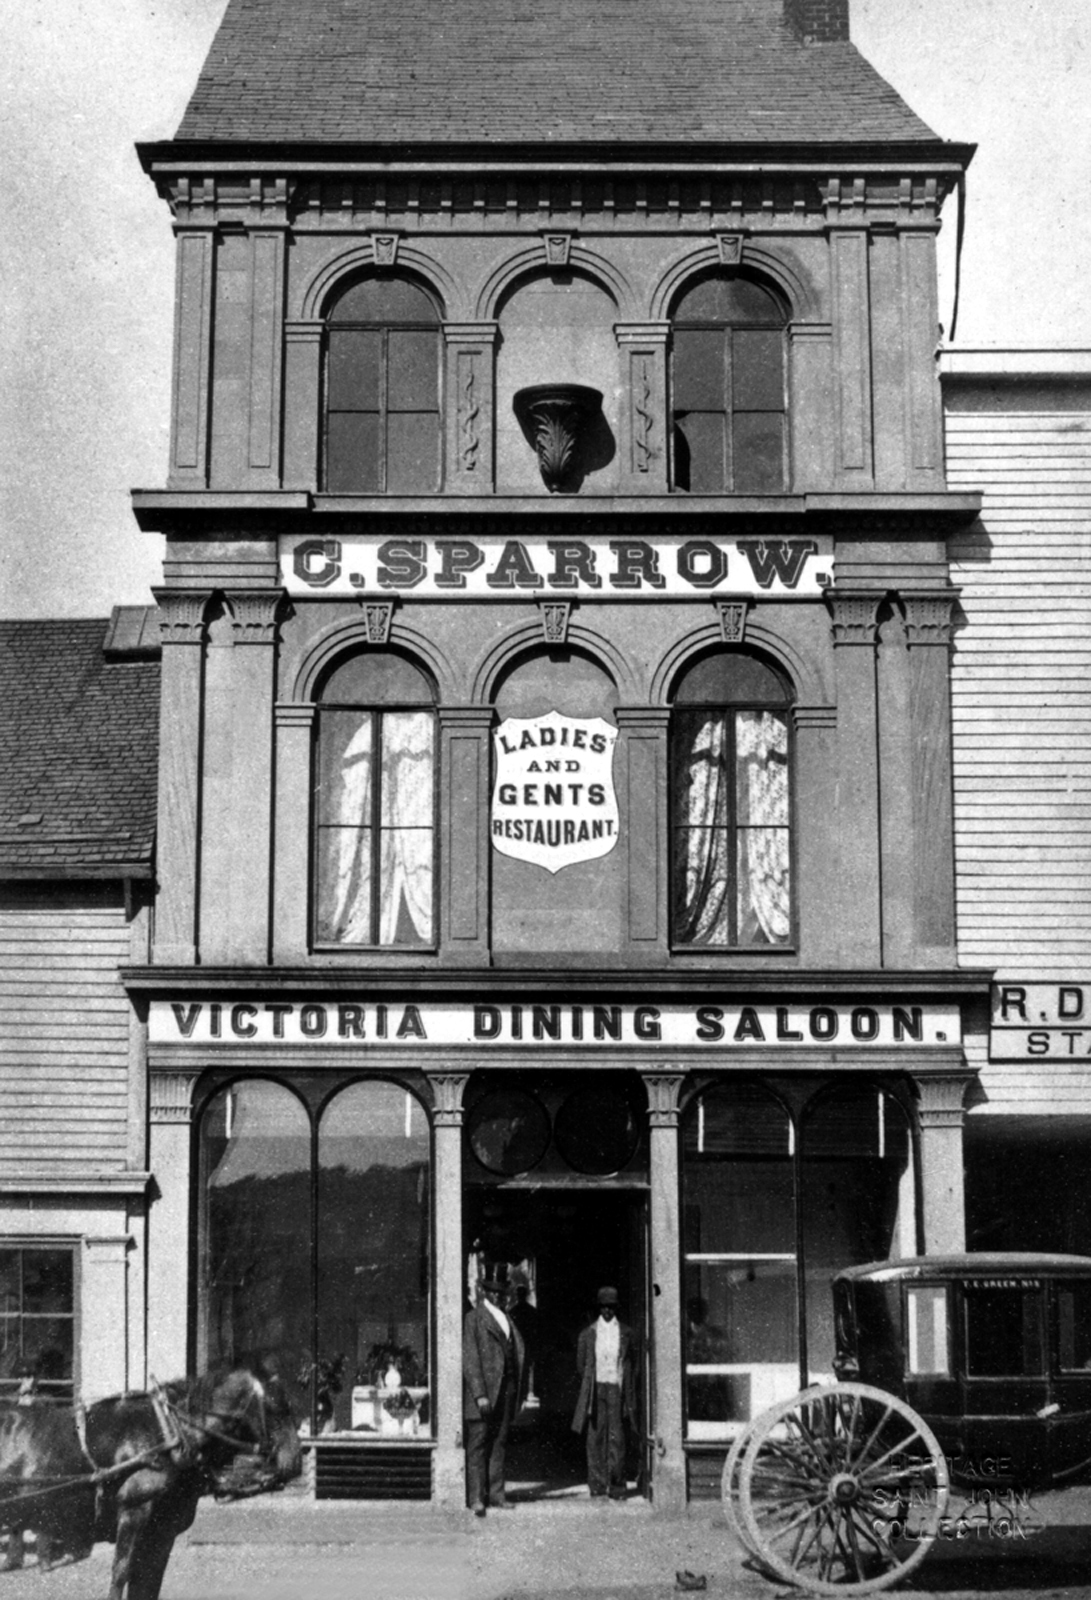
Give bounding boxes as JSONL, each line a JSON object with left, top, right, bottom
{"left": 280, "top": 533, "right": 833, "bottom": 599}
{"left": 990, "top": 980, "right": 1091, "bottom": 1060}
{"left": 491, "top": 712, "right": 618, "bottom": 873}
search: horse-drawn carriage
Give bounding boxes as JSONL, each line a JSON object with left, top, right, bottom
{"left": 724, "top": 1253, "right": 1091, "bottom": 1593}
{"left": 0, "top": 1367, "right": 300, "bottom": 1599}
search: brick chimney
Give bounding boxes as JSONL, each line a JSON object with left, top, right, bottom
{"left": 783, "top": 0, "right": 850, "bottom": 43}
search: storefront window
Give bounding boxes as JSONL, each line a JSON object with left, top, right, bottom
{"left": 314, "top": 650, "right": 436, "bottom": 948}
{"left": 198, "top": 1081, "right": 311, "bottom": 1418}
{"left": 800, "top": 1086, "right": 914, "bottom": 1380}
{"left": 682, "top": 1084, "right": 798, "bottom": 1435}
{"left": 0, "top": 1246, "right": 75, "bottom": 1400}
{"left": 317, "top": 1082, "right": 431, "bottom": 1436}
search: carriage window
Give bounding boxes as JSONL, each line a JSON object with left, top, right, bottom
{"left": 0, "top": 1246, "right": 75, "bottom": 1400}
{"left": 1057, "top": 1283, "right": 1091, "bottom": 1372}
{"left": 964, "top": 1285, "right": 1045, "bottom": 1377}
{"left": 906, "top": 1286, "right": 950, "bottom": 1376}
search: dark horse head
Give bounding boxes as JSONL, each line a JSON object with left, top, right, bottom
{"left": 171, "top": 1365, "right": 302, "bottom": 1484}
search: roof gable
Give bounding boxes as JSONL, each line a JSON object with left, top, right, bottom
{"left": 176, "top": 0, "right": 939, "bottom": 147}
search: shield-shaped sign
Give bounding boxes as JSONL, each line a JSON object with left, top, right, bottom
{"left": 491, "top": 710, "right": 619, "bottom": 874}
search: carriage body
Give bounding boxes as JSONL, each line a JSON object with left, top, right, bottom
{"left": 832, "top": 1253, "right": 1091, "bottom": 1492}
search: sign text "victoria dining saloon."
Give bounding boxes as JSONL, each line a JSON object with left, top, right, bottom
{"left": 150, "top": 1001, "right": 961, "bottom": 1048}
{"left": 281, "top": 534, "right": 833, "bottom": 599}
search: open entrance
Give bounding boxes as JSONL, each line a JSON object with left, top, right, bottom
{"left": 465, "top": 1186, "right": 649, "bottom": 1500}
{"left": 462, "top": 1068, "right": 651, "bottom": 1501}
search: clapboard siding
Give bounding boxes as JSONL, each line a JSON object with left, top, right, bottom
{"left": 945, "top": 387, "right": 1091, "bottom": 1113}
{"left": 0, "top": 906, "right": 131, "bottom": 1171}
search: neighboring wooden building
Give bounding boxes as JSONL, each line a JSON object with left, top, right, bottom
{"left": 0, "top": 611, "right": 159, "bottom": 1404}
{"left": 942, "top": 350, "right": 1091, "bottom": 1254}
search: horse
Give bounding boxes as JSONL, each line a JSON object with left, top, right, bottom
{"left": 0, "top": 1400, "right": 95, "bottom": 1572}
{"left": 0, "top": 1366, "right": 301, "bottom": 1600}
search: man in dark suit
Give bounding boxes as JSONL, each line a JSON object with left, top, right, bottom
{"left": 462, "top": 1271, "right": 526, "bottom": 1515}
{"left": 571, "top": 1285, "right": 637, "bottom": 1499}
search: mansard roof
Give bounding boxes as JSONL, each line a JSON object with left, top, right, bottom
{"left": 0, "top": 614, "right": 160, "bottom": 879}
{"left": 175, "top": 0, "right": 939, "bottom": 148}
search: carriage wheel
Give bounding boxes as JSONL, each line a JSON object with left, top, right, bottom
{"left": 722, "top": 1387, "right": 830, "bottom": 1559}
{"left": 737, "top": 1382, "right": 949, "bottom": 1595}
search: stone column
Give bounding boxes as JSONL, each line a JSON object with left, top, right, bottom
{"left": 426, "top": 1071, "right": 469, "bottom": 1509}
{"left": 272, "top": 703, "right": 316, "bottom": 964}
{"left": 641, "top": 1071, "right": 686, "bottom": 1512}
{"left": 152, "top": 591, "right": 207, "bottom": 965}
{"left": 439, "top": 707, "right": 493, "bottom": 965}
{"left": 81, "top": 1235, "right": 132, "bottom": 1401}
{"left": 283, "top": 321, "right": 323, "bottom": 489}
{"left": 904, "top": 591, "right": 958, "bottom": 966}
{"left": 443, "top": 323, "right": 500, "bottom": 493}
{"left": 147, "top": 1071, "right": 200, "bottom": 1382}
{"left": 614, "top": 323, "right": 670, "bottom": 492}
{"left": 614, "top": 707, "right": 669, "bottom": 958}
{"left": 915, "top": 1069, "right": 975, "bottom": 1253}
{"left": 826, "top": 590, "right": 883, "bottom": 966}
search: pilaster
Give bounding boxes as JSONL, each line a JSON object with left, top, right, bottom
{"left": 248, "top": 230, "right": 287, "bottom": 486}
{"left": 791, "top": 704, "right": 839, "bottom": 965}
{"left": 828, "top": 228, "right": 874, "bottom": 487}
{"left": 903, "top": 590, "right": 958, "bottom": 964}
{"left": 272, "top": 704, "right": 317, "bottom": 964}
{"left": 439, "top": 706, "right": 494, "bottom": 965}
{"left": 641, "top": 1071, "right": 686, "bottom": 1512}
{"left": 81, "top": 1235, "right": 133, "bottom": 1402}
{"left": 168, "top": 228, "right": 215, "bottom": 487}
{"left": 787, "top": 323, "right": 833, "bottom": 491}
{"left": 283, "top": 321, "right": 323, "bottom": 489}
{"left": 443, "top": 323, "right": 500, "bottom": 494}
{"left": 914, "top": 1068, "right": 974, "bottom": 1253}
{"left": 426, "top": 1071, "right": 470, "bottom": 1510}
{"left": 614, "top": 324, "right": 670, "bottom": 493}
{"left": 826, "top": 590, "right": 882, "bottom": 964}
{"left": 152, "top": 590, "right": 207, "bottom": 965}
{"left": 147, "top": 1071, "right": 200, "bottom": 1382}
{"left": 615, "top": 707, "right": 670, "bottom": 959}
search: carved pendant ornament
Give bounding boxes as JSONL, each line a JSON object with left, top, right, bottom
{"left": 514, "top": 384, "right": 602, "bottom": 493}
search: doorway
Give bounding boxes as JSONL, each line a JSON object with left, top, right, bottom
{"left": 465, "top": 1186, "right": 650, "bottom": 1500}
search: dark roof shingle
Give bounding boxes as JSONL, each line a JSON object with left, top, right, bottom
{"left": 176, "top": 0, "right": 939, "bottom": 146}
{"left": 0, "top": 616, "right": 160, "bottom": 878}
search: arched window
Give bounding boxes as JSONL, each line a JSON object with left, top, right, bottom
{"left": 325, "top": 276, "right": 442, "bottom": 493}
{"left": 670, "top": 651, "right": 792, "bottom": 949}
{"left": 314, "top": 650, "right": 436, "bottom": 948}
{"left": 671, "top": 275, "right": 787, "bottom": 493}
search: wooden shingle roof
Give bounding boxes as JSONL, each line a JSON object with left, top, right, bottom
{"left": 175, "top": 0, "right": 939, "bottom": 148}
{"left": 0, "top": 615, "right": 160, "bottom": 879}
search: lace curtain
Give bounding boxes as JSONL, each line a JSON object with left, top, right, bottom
{"left": 674, "top": 710, "right": 789, "bottom": 945}
{"left": 317, "top": 710, "right": 434, "bottom": 945}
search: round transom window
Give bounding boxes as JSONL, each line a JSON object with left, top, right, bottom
{"left": 467, "top": 1091, "right": 551, "bottom": 1176}
{"left": 553, "top": 1087, "right": 640, "bottom": 1175}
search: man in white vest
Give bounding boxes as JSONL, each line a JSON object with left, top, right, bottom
{"left": 571, "top": 1285, "right": 637, "bottom": 1499}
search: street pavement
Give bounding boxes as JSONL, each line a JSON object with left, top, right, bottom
{"left": 4, "top": 1483, "right": 1091, "bottom": 1599}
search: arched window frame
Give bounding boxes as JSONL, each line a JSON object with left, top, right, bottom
{"left": 311, "top": 650, "right": 438, "bottom": 951}
{"left": 669, "top": 650, "right": 795, "bottom": 951}
{"left": 669, "top": 272, "right": 789, "bottom": 494}
{"left": 323, "top": 274, "right": 444, "bottom": 494}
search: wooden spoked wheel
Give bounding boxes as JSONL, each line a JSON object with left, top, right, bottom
{"left": 723, "top": 1387, "right": 830, "bottom": 1560}
{"left": 737, "top": 1383, "right": 949, "bottom": 1594}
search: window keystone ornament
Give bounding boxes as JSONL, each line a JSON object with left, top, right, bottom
{"left": 514, "top": 383, "right": 603, "bottom": 493}
{"left": 716, "top": 232, "right": 745, "bottom": 266}
{"left": 715, "top": 596, "right": 750, "bottom": 644}
{"left": 356, "top": 596, "right": 396, "bottom": 644}
{"left": 536, "top": 599, "right": 572, "bottom": 645}
{"left": 370, "top": 232, "right": 401, "bottom": 267}
{"left": 541, "top": 231, "right": 573, "bottom": 268}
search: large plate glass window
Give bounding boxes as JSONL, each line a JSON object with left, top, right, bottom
{"left": 314, "top": 651, "right": 436, "bottom": 948}
{"left": 670, "top": 651, "right": 792, "bottom": 949}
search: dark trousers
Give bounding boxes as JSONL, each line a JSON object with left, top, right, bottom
{"left": 465, "top": 1375, "right": 516, "bottom": 1507}
{"left": 585, "top": 1382, "right": 626, "bottom": 1496}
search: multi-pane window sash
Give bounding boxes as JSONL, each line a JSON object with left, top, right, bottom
{"left": 671, "top": 708, "right": 790, "bottom": 947}
{"left": 0, "top": 1247, "right": 75, "bottom": 1399}
{"left": 315, "top": 707, "right": 436, "bottom": 947}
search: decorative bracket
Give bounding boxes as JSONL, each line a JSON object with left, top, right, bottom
{"left": 357, "top": 596, "right": 396, "bottom": 644}
{"left": 537, "top": 599, "right": 573, "bottom": 646}
{"left": 715, "top": 595, "right": 750, "bottom": 644}
{"left": 513, "top": 383, "right": 602, "bottom": 493}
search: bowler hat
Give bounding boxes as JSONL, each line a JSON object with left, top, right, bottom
{"left": 597, "top": 1286, "right": 619, "bottom": 1306}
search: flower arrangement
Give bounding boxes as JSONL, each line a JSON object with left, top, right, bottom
{"left": 381, "top": 1387, "right": 419, "bottom": 1422}
{"left": 359, "top": 1342, "right": 423, "bottom": 1388}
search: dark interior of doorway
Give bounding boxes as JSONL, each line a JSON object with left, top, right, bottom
{"left": 466, "top": 1186, "right": 648, "bottom": 1501}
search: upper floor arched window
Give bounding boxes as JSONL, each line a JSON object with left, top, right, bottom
{"left": 670, "top": 650, "right": 792, "bottom": 949}
{"left": 313, "top": 650, "right": 437, "bottom": 948}
{"left": 325, "top": 276, "right": 442, "bottom": 494}
{"left": 671, "top": 275, "right": 787, "bottom": 494}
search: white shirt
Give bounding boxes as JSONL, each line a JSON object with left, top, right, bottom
{"left": 484, "top": 1298, "right": 511, "bottom": 1339}
{"left": 595, "top": 1314, "right": 621, "bottom": 1384}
